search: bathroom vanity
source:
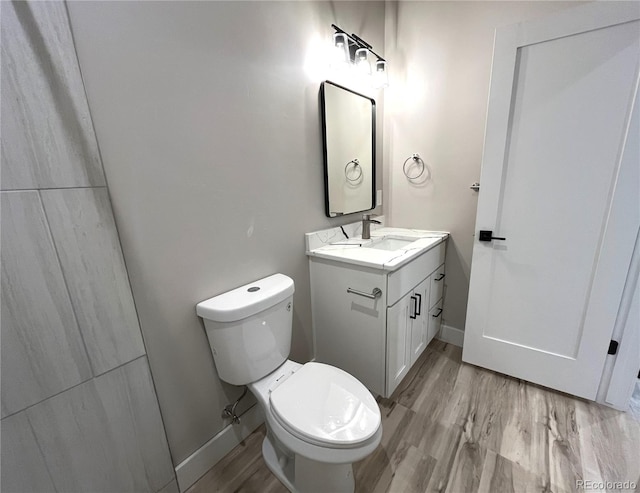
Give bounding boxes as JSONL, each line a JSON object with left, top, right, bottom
{"left": 306, "top": 221, "right": 449, "bottom": 397}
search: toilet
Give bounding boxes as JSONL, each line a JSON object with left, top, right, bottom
{"left": 196, "top": 273, "right": 382, "bottom": 493}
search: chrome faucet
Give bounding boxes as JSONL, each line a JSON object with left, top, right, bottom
{"left": 361, "top": 214, "right": 381, "bottom": 239}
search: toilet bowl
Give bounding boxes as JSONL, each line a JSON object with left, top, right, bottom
{"left": 196, "top": 273, "right": 382, "bottom": 493}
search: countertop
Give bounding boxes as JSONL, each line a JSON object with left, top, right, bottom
{"left": 306, "top": 226, "right": 449, "bottom": 272}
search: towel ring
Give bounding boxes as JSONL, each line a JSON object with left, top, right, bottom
{"left": 403, "top": 154, "right": 425, "bottom": 180}
{"left": 345, "top": 159, "right": 363, "bottom": 182}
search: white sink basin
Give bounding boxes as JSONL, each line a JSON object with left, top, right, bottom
{"left": 306, "top": 225, "right": 449, "bottom": 272}
{"left": 367, "top": 236, "right": 415, "bottom": 251}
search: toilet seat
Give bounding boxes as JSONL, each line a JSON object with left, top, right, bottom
{"left": 269, "top": 362, "right": 381, "bottom": 448}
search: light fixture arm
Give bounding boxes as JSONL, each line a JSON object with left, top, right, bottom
{"left": 350, "top": 33, "right": 372, "bottom": 50}
{"left": 331, "top": 24, "right": 386, "bottom": 63}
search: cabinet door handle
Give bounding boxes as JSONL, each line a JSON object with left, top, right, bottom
{"left": 432, "top": 308, "right": 443, "bottom": 318}
{"left": 435, "top": 273, "right": 445, "bottom": 281}
{"left": 347, "top": 287, "right": 382, "bottom": 299}
{"left": 410, "top": 296, "right": 418, "bottom": 319}
{"left": 415, "top": 293, "right": 422, "bottom": 316}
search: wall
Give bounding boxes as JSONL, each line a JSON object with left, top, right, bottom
{"left": 66, "top": 0, "right": 386, "bottom": 470}
{"left": 384, "top": 0, "right": 579, "bottom": 333}
{"left": 0, "top": 2, "right": 176, "bottom": 492}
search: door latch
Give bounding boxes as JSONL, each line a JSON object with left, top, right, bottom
{"left": 479, "top": 230, "right": 506, "bottom": 242}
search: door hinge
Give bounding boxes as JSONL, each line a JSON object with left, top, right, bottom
{"left": 608, "top": 340, "right": 619, "bottom": 355}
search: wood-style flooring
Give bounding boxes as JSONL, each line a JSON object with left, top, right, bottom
{"left": 188, "top": 341, "right": 640, "bottom": 493}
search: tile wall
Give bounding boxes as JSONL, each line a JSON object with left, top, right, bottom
{"left": 1, "top": 2, "right": 176, "bottom": 491}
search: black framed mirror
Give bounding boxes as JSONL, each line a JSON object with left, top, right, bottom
{"left": 320, "top": 81, "right": 376, "bottom": 217}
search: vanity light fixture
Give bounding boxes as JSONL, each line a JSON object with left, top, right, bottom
{"left": 332, "top": 32, "right": 351, "bottom": 70}
{"left": 331, "top": 24, "right": 388, "bottom": 88}
{"left": 355, "top": 48, "right": 372, "bottom": 75}
{"left": 374, "top": 60, "right": 389, "bottom": 89}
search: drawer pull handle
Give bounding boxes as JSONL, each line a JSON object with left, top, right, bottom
{"left": 347, "top": 287, "right": 382, "bottom": 299}
{"left": 435, "top": 273, "right": 445, "bottom": 281}
{"left": 432, "top": 308, "right": 443, "bottom": 318}
{"left": 415, "top": 293, "right": 422, "bottom": 316}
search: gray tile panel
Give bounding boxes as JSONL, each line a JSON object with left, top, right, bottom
{"left": 41, "top": 187, "right": 145, "bottom": 374}
{"left": 0, "top": 0, "right": 104, "bottom": 190}
{"left": 1, "top": 191, "right": 92, "bottom": 418}
{"left": 27, "top": 357, "right": 175, "bottom": 493}
{"left": 1, "top": 412, "right": 57, "bottom": 493}
{"left": 157, "top": 479, "right": 179, "bottom": 493}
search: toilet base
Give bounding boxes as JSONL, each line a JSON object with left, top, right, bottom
{"left": 262, "top": 435, "right": 296, "bottom": 491}
{"left": 261, "top": 434, "right": 355, "bottom": 493}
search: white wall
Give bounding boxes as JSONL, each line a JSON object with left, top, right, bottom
{"left": 384, "top": 0, "right": 580, "bottom": 332}
{"left": 67, "top": 0, "right": 385, "bottom": 467}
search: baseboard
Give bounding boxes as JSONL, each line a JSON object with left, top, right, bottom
{"left": 436, "top": 324, "right": 464, "bottom": 347}
{"left": 175, "top": 404, "right": 263, "bottom": 492}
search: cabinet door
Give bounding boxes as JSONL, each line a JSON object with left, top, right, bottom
{"left": 310, "top": 259, "right": 387, "bottom": 396}
{"left": 386, "top": 293, "right": 412, "bottom": 396}
{"left": 410, "top": 278, "right": 430, "bottom": 366}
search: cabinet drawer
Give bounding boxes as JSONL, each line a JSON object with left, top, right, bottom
{"left": 427, "top": 300, "right": 443, "bottom": 344}
{"left": 388, "top": 243, "right": 445, "bottom": 306}
{"left": 429, "top": 264, "right": 445, "bottom": 309}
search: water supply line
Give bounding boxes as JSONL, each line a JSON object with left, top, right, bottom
{"left": 222, "top": 386, "right": 248, "bottom": 425}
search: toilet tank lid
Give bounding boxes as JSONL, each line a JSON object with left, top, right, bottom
{"left": 196, "top": 273, "right": 295, "bottom": 323}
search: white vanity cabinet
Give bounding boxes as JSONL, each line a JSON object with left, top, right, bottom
{"left": 309, "top": 239, "right": 447, "bottom": 397}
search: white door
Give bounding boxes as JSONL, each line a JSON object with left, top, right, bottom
{"left": 463, "top": 3, "right": 640, "bottom": 400}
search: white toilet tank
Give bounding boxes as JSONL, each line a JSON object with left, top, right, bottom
{"left": 196, "top": 273, "right": 294, "bottom": 385}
